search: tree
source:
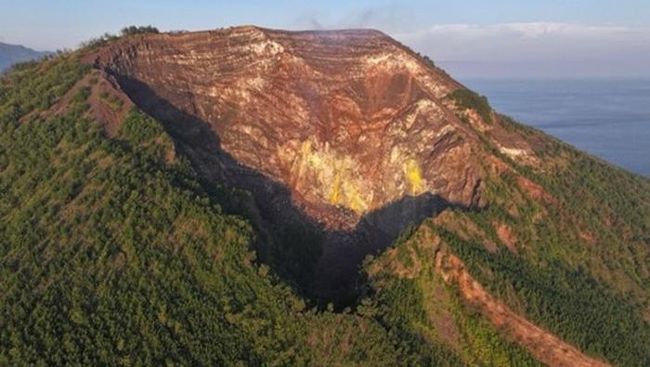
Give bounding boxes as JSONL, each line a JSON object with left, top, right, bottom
{"left": 120, "top": 25, "right": 159, "bottom": 36}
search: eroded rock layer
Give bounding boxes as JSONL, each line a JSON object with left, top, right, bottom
{"left": 91, "top": 26, "right": 487, "bottom": 230}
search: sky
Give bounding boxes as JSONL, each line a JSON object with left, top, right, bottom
{"left": 1, "top": 0, "right": 649, "bottom": 78}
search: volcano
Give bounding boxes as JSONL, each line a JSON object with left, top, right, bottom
{"left": 87, "top": 26, "right": 543, "bottom": 296}
{"left": 2, "top": 25, "right": 648, "bottom": 366}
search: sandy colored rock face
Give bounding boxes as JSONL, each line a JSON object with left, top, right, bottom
{"left": 92, "top": 26, "right": 486, "bottom": 230}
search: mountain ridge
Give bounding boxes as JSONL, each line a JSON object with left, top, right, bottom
{"left": 0, "top": 42, "right": 50, "bottom": 72}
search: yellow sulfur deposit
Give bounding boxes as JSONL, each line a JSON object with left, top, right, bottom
{"left": 404, "top": 159, "right": 425, "bottom": 195}
{"left": 292, "top": 139, "right": 371, "bottom": 214}
{"left": 285, "top": 139, "right": 428, "bottom": 215}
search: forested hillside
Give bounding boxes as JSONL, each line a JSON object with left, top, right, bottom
{"left": 363, "top": 110, "right": 650, "bottom": 365}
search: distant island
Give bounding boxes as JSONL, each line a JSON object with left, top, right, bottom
{"left": 0, "top": 42, "right": 50, "bottom": 72}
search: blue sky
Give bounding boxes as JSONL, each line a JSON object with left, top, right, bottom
{"left": 1, "top": 0, "right": 649, "bottom": 77}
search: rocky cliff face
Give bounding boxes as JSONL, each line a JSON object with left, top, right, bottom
{"left": 87, "top": 26, "right": 539, "bottom": 296}
{"left": 89, "top": 26, "right": 496, "bottom": 228}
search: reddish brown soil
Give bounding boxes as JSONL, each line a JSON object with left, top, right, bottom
{"left": 438, "top": 252, "right": 611, "bottom": 367}
{"left": 85, "top": 71, "right": 133, "bottom": 136}
{"left": 495, "top": 222, "right": 517, "bottom": 253}
{"left": 517, "top": 175, "right": 557, "bottom": 204}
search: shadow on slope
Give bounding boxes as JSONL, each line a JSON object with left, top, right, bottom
{"left": 109, "top": 73, "right": 467, "bottom": 306}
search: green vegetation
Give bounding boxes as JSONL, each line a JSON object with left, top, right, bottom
{"left": 271, "top": 222, "right": 323, "bottom": 294}
{"left": 120, "top": 25, "right": 159, "bottom": 36}
{"left": 79, "top": 25, "right": 159, "bottom": 49}
{"left": 79, "top": 33, "right": 120, "bottom": 50}
{"left": 449, "top": 88, "right": 493, "bottom": 124}
{"left": 363, "top": 231, "right": 541, "bottom": 366}
{"left": 366, "top": 277, "right": 467, "bottom": 366}
{"left": 418, "top": 116, "right": 650, "bottom": 366}
{"left": 0, "top": 54, "right": 88, "bottom": 116}
{"left": 0, "top": 56, "right": 405, "bottom": 365}
{"left": 437, "top": 224, "right": 650, "bottom": 366}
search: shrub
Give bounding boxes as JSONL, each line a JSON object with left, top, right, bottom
{"left": 79, "top": 32, "right": 119, "bottom": 49}
{"left": 421, "top": 55, "right": 435, "bottom": 68}
{"left": 449, "top": 89, "right": 493, "bottom": 124}
{"left": 120, "top": 25, "right": 159, "bottom": 36}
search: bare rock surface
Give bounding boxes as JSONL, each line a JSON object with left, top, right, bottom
{"left": 86, "top": 26, "right": 536, "bottom": 297}
{"left": 90, "top": 27, "right": 490, "bottom": 226}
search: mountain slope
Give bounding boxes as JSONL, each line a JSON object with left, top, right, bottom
{"left": 0, "top": 42, "right": 49, "bottom": 72}
{"left": 0, "top": 54, "right": 404, "bottom": 366}
{"left": 1, "top": 26, "right": 649, "bottom": 366}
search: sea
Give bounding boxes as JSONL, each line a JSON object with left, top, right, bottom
{"left": 460, "top": 78, "right": 650, "bottom": 177}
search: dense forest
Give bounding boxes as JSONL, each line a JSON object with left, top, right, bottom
{"left": 1, "top": 34, "right": 649, "bottom": 366}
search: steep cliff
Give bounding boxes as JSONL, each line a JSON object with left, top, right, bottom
{"left": 89, "top": 27, "right": 491, "bottom": 222}
{"left": 85, "top": 26, "right": 548, "bottom": 296}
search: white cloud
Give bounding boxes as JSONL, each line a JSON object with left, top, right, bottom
{"left": 396, "top": 22, "right": 643, "bottom": 40}
{"left": 502, "top": 22, "right": 630, "bottom": 39}
{"left": 391, "top": 22, "right": 650, "bottom": 77}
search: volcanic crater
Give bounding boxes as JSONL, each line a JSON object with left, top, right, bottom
{"left": 87, "top": 26, "right": 525, "bottom": 299}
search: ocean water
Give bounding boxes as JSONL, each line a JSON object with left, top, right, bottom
{"left": 461, "top": 78, "right": 650, "bottom": 177}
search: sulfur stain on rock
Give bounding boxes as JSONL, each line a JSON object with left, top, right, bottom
{"left": 94, "top": 26, "right": 487, "bottom": 229}
{"left": 327, "top": 170, "right": 367, "bottom": 213}
{"left": 292, "top": 138, "right": 370, "bottom": 214}
{"left": 404, "top": 159, "right": 425, "bottom": 195}
{"left": 290, "top": 138, "right": 433, "bottom": 214}
{"left": 339, "top": 178, "right": 367, "bottom": 213}
{"left": 329, "top": 173, "right": 342, "bottom": 204}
